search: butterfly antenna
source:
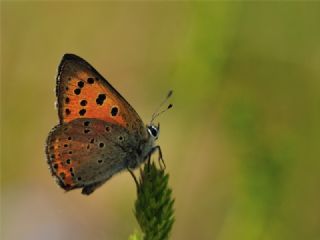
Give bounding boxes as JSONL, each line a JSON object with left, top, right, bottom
{"left": 151, "top": 90, "right": 173, "bottom": 123}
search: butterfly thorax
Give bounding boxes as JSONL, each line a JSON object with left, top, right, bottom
{"left": 130, "top": 124, "right": 158, "bottom": 168}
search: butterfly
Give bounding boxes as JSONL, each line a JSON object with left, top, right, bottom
{"left": 46, "top": 54, "right": 172, "bottom": 195}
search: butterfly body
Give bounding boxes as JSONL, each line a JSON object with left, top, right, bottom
{"left": 46, "top": 54, "right": 161, "bottom": 195}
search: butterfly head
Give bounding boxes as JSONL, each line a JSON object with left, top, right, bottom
{"left": 147, "top": 123, "right": 160, "bottom": 140}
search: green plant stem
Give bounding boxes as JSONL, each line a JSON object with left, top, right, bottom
{"left": 133, "top": 162, "right": 175, "bottom": 240}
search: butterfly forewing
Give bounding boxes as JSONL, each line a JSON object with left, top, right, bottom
{"left": 46, "top": 118, "right": 137, "bottom": 193}
{"left": 56, "top": 54, "right": 146, "bottom": 138}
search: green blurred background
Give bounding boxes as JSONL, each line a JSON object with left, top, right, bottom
{"left": 2, "top": 2, "right": 320, "bottom": 240}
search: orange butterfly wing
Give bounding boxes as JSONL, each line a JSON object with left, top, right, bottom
{"left": 56, "top": 54, "right": 145, "bottom": 137}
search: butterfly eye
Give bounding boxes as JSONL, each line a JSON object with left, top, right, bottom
{"left": 148, "top": 125, "right": 158, "bottom": 138}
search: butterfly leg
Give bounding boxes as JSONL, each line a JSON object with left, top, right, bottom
{"left": 147, "top": 153, "right": 152, "bottom": 171}
{"left": 127, "top": 167, "right": 139, "bottom": 190}
{"left": 151, "top": 145, "right": 166, "bottom": 169}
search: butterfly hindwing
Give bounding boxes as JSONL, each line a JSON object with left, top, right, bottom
{"left": 46, "top": 118, "right": 138, "bottom": 194}
{"left": 56, "top": 54, "right": 146, "bottom": 138}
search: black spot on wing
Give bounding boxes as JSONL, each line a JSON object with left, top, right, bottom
{"left": 74, "top": 88, "right": 81, "bottom": 95}
{"left": 111, "top": 106, "right": 118, "bottom": 116}
{"left": 87, "top": 77, "right": 94, "bottom": 84}
{"left": 96, "top": 94, "right": 106, "bottom": 105}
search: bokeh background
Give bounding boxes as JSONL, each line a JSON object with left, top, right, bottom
{"left": 2, "top": 2, "right": 320, "bottom": 240}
